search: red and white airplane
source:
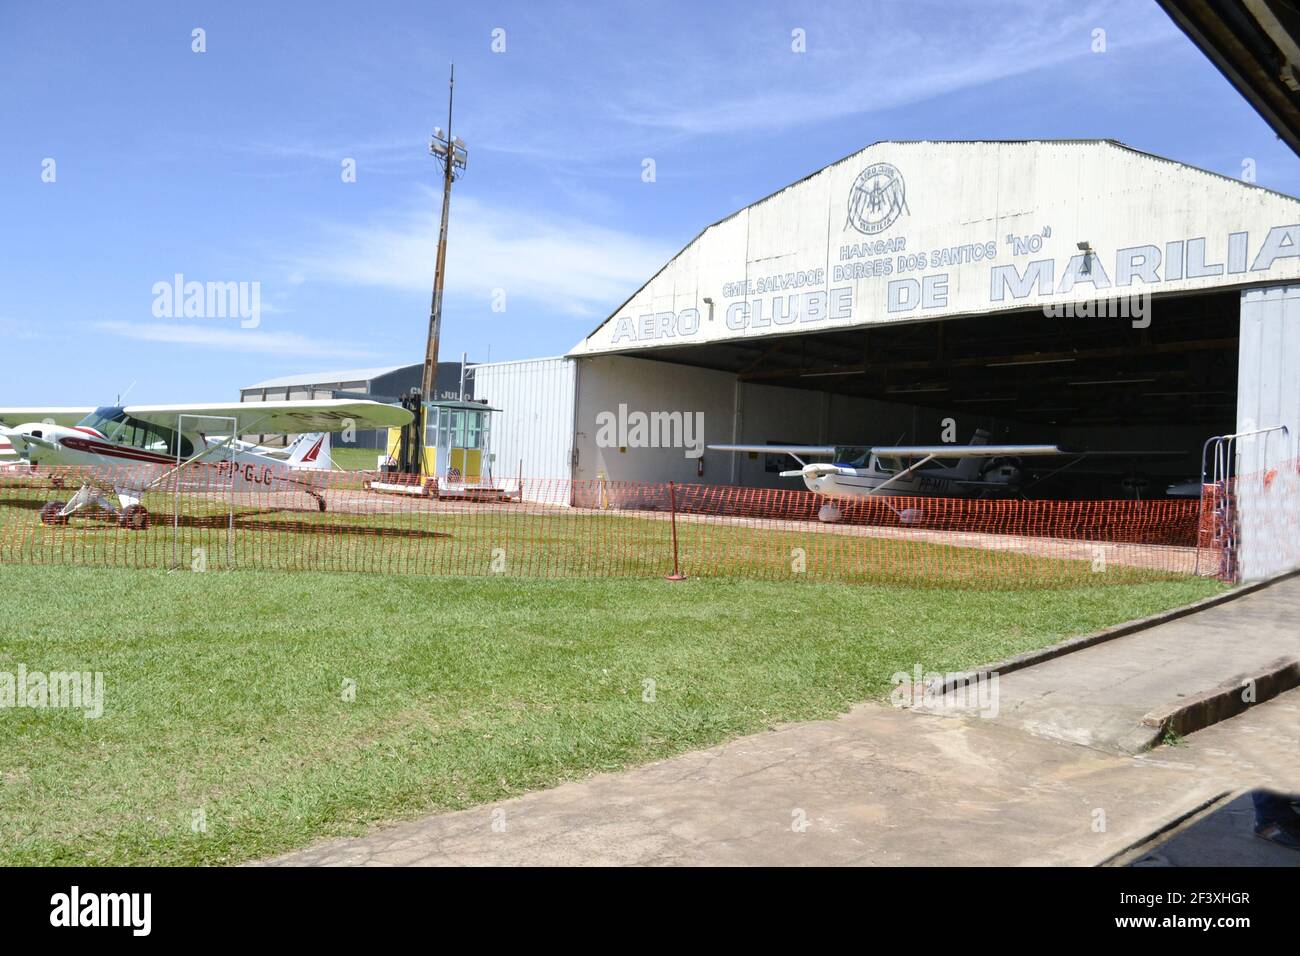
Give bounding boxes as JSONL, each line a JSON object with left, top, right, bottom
{"left": 0, "top": 399, "right": 411, "bottom": 528}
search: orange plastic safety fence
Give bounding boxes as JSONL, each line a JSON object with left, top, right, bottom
{"left": 0, "top": 463, "right": 1236, "bottom": 589}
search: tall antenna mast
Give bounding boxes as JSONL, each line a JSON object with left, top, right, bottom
{"left": 422, "top": 63, "right": 468, "bottom": 400}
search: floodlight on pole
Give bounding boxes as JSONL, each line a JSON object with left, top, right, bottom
{"left": 421, "top": 63, "right": 468, "bottom": 401}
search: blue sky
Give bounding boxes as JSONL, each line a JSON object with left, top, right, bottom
{"left": 1, "top": 0, "right": 1294, "bottom": 403}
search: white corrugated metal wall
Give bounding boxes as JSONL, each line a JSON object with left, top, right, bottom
{"left": 1235, "top": 284, "right": 1300, "bottom": 580}
{"left": 471, "top": 357, "right": 577, "bottom": 497}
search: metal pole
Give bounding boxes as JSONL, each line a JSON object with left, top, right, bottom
{"left": 665, "top": 481, "right": 686, "bottom": 581}
{"left": 421, "top": 64, "right": 457, "bottom": 400}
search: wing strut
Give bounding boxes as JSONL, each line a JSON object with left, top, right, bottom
{"left": 865, "top": 454, "right": 936, "bottom": 497}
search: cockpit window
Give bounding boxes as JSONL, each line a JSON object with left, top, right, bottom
{"left": 76, "top": 406, "right": 193, "bottom": 458}
{"left": 79, "top": 406, "right": 129, "bottom": 438}
{"left": 835, "top": 446, "right": 870, "bottom": 468}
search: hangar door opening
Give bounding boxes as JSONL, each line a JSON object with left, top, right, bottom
{"left": 641, "top": 289, "right": 1239, "bottom": 500}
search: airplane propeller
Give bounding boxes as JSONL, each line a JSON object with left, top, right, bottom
{"left": 780, "top": 462, "right": 843, "bottom": 479}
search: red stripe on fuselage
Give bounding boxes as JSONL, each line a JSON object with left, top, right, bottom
{"left": 59, "top": 436, "right": 177, "bottom": 465}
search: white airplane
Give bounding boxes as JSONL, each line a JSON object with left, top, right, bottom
{"left": 711, "top": 429, "right": 1075, "bottom": 519}
{"left": 0, "top": 399, "right": 411, "bottom": 528}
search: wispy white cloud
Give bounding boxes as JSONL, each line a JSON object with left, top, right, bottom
{"left": 284, "top": 189, "right": 675, "bottom": 319}
{"left": 96, "top": 322, "right": 384, "bottom": 359}
{"left": 602, "top": 1, "right": 1170, "bottom": 136}
{"left": 221, "top": 136, "right": 422, "bottom": 174}
{"left": 0, "top": 317, "right": 42, "bottom": 341}
{"left": 209, "top": 3, "right": 1181, "bottom": 172}
{"left": 461, "top": 0, "right": 1181, "bottom": 163}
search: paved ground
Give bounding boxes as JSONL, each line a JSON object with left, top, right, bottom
{"left": 921, "top": 575, "right": 1300, "bottom": 754}
{"left": 262, "top": 579, "right": 1300, "bottom": 867}
{"left": 1120, "top": 793, "right": 1300, "bottom": 867}
{"left": 261, "top": 687, "right": 1299, "bottom": 867}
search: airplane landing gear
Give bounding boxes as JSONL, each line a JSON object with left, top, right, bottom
{"left": 40, "top": 483, "right": 149, "bottom": 529}
{"left": 308, "top": 491, "right": 327, "bottom": 512}
{"left": 817, "top": 503, "right": 843, "bottom": 523}
{"left": 118, "top": 505, "right": 150, "bottom": 530}
{"left": 39, "top": 501, "right": 69, "bottom": 525}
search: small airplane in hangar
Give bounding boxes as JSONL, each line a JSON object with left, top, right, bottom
{"left": 709, "top": 429, "right": 1175, "bottom": 519}
{"left": 0, "top": 399, "right": 412, "bottom": 528}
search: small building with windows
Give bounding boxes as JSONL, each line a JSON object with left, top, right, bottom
{"left": 381, "top": 398, "right": 501, "bottom": 488}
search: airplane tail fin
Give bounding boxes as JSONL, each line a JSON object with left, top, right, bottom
{"left": 286, "top": 432, "right": 331, "bottom": 470}
{"left": 952, "top": 428, "right": 993, "bottom": 479}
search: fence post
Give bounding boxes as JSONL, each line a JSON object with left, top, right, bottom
{"left": 665, "top": 480, "right": 686, "bottom": 581}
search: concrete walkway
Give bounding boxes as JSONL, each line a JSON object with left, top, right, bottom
{"left": 261, "top": 688, "right": 1299, "bottom": 866}
{"left": 262, "top": 579, "right": 1300, "bottom": 867}
{"left": 922, "top": 575, "right": 1300, "bottom": 754}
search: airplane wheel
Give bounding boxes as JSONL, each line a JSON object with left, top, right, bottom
{"left": 39, "top": 501, "right": 68, "bottom": 526}
{"left": 118, "top": 505, "right": 150, "bottom": 531}
{"left": 817, "top": 503, "right": 842, "bottom": 523}
{"left": 50, "top": 475, "right": 65, "bottom": 489}
{"left": 316, "top": 497, "right": 327, "bottom": 513}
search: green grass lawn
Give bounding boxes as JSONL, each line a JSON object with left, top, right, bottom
{"left": 0, "top": 564, "right": 1224, "bottom": 866}
{"left": 328, "top": 447, "right": 385, "bottom": 471}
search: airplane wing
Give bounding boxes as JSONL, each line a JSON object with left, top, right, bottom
{"left": 0, "top": 407, "right": 96, "bottom": 427}
{"left": 1050, "top": 450, "right": 1186, "bottom": 459}
{"left": 869, "top": 443, "right": 1067, "bottom": 458}
{"left": 708, "top": 444, "right": 837, "bottom": 456}
{"left": 122, "top": 399, "right": 412, "bottom": 435}
{"left": 710, "top": 442, "right": 1185, "bottom": 461}
{"left": 711, "top": 442, "right": 1068, "bottom": 458}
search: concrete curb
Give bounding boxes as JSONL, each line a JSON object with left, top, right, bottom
{"left": 1098, "top": 791, "right": 1234, "bottom": 867}
{"left": 934, "top": 568, "right": 1300, "bottom": 696}
{"left": 1141, "top": 657, "right": 1300, "bottom": 743}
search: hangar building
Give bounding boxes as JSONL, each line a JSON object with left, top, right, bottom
{"left": 240, "top": 361, "right": 469, "bottom": 449}
{"left": 476, "top": 140, "right": 1300, "bottom": 579}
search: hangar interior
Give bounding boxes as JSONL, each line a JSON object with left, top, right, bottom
{"left": 616, "top": 288, "right": 1239, "bottom": 499}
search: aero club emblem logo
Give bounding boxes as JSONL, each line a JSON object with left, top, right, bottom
{"left": 847, "top": 162, "right": 908, "bottom": 235}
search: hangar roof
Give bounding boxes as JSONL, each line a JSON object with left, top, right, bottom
{"left": 1158, "top": 0, "right": 1300, "bottom": 157}
{"left": 244, "top": 365, "right": 417, "bottom": 390}
{"left": 570, "top": 139, "right": 1300, "bottom": 358}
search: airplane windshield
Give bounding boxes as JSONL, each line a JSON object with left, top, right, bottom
{"left": 835, "top": 446, "right": 871, "bottom": 468}
{"left": 79, "top": 406, "right": 129, "bottom": 438}
{"left": 76, "top": 406, "right": 193, "bottom": 458}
